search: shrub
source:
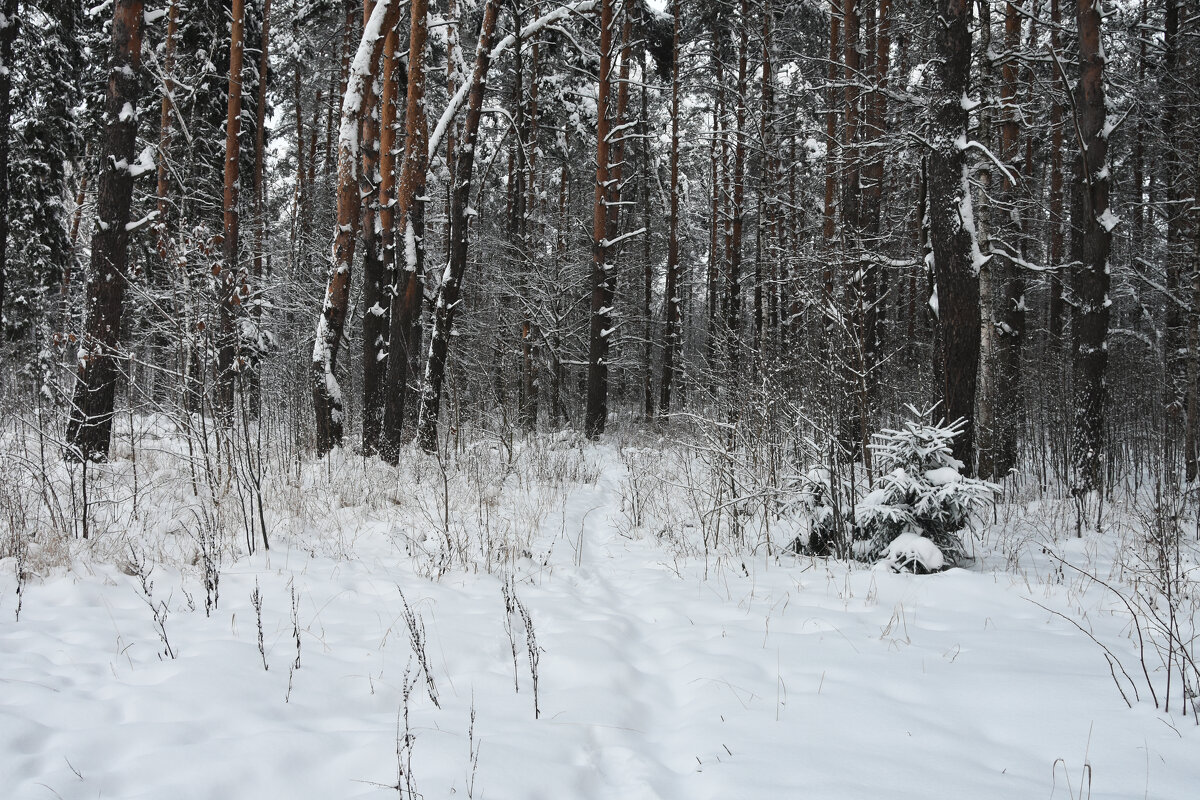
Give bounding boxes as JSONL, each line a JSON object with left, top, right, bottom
{"left": 854, "top": 414, "right": 999, "bottom": 569}
{"left": 792, "top": 410, "right": 998, "bottom": 571}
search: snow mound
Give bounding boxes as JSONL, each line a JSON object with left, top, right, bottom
{"left": 879, "top": 531, "right": 946, "bottom": 573}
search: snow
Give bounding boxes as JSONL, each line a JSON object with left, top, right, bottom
{"left": 879, "top": 531, "right": 945, "bottom": 572}
{"left": 2, "top": 435, "right": 1198, "bottom": 799}
{"left": 924, "top": 466, "right": 962, "bottom": 486}
{"left": 1097, "top": 209, "right": 1121, "bottom": 233}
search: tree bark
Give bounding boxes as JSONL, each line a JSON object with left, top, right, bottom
{"left": 312, "top": 0, "right": 399, "bottom": 455}
{"left": 216, "top": 0, "right": 247, "bottom": 419}
{"left": 363, "top": 10, "right": 399, "bottom": 454}
{"left": 658, "top": 0, "right": 682, "bottom": 417}
{"left": 1069, "top": 0, "right": 1113, "bottom": 494}
{"left": 65, "top": 0, "right": 145, "bottom": 461}
{"left": 979, "top": 0, "right": 1024, "bottom": 479}
{"left": 727, "top": 0, "right": 747, "bottom": 387}
{"left": 154, "top": 0, "right": 179, "bottom": 269}
{"left": 415, "top": 0, "right": 503, "bottom": 452}
{"left": 822, "top": 2, "right": 840, "bottom": 315}
{"left": 247, "top": 0, "right": 271, "bottom": 412}
{"left": 927, "top": 0, "right": 980, "bottom": 473}
{"left": 380, "top": 0, "right": 431, "bottom": 461}
{"left": 1047, "top": 0, "right": 1066, "bottom": 338}
{"left": 584, "top": 0, "right": 617, "bottom": 439}
{"left": 0, "top": 0, "right": 17, "bottom": 326}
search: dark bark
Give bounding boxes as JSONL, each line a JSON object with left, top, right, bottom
{"left": 0, "top": 0, "right": 17, "bottom": 326}
{"left": 363, "top": 13, "right": 399, "bottom": 455}
{"left": 927, "top": 0, "right": 979, "bottom": 473}
{"left": 584, "top": 0, "right": 617, "bottom": 439}
{"left": 979, "top": 0, "right": 1024, "bottom": 478}
{"left": 1048, "top": 0, "right": 1066, "bottom": 338}
{"left": 658, "top": 0, "right": 681, "bottom": 417}
{"left": 216, "top": 0, "right": 247, "bottom": 419}
{"left": 415, "top": 0, "right": 502, "bottom": 453}
{"left": 247, "top": 0, "right": 271, "bottom": 412}
{"left": 380, "top": 0, "right": 430, "bottom": 461}
{"left": 1069, "top": 0, "right": 1112, "bottom": 493}
{"left": 65, "top": 0, "right": 145, "bottom": 461}
{"left": 312, "top": 0, "right": 398, "bottom": 455}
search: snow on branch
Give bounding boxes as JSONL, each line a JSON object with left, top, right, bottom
{"left": 600, "top": 226, "right": 647, "bottom": 250}
{"left": 428, "top": 0, "right": 599, "bottom": 160}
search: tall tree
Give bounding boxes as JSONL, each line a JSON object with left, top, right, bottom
{"left": 311, "top": 0, "right": 400, "bottom": 455}
{"left": 216, "top": 0, "right": 247, "bottom": 417}
{"left": 1069, "top": 0, "right": 1113, "bottom": 493}
{"left": 416, "top": 0, "right": 503, "bottom": 452}
{"left": 658, "top": 0, "right": 682, "bottom": 416}
{"left": 584, "top": 0, "right": 617, "bottom": 439}
{"left": 1047, "top": 0, "right": 1066, "bottom": 338}
{"left": 65, "top": 0, "right": 145, "bottom": 461}
{"left": 416, "top": 0, "right": 599, "bottom": 450}
{"left": 0, "top": 0, "right": 16, "bottom": 327}
{"left": 927, "top": 0, "right": 980, "bottom": 472}
{"left": 363, "top": 8, "right": 399, "bottom": 455}
{"left": 380, "top": 0, "right": 431, "bottom": 461}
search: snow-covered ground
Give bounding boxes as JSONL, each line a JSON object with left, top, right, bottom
{"left": 2, "top": 434, "right": 1197, "bottom": 799}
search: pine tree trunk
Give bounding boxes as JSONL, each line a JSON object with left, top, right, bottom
{"left": 247, "top": 0, "right": 271, "bottom": 413}
{"left": 416, "top": 0, "right": 502, "bottom": 453}
{"left": 216, "top": 0, "right": 247, "bottom": 420}
{"left": 1047, "top": 0, "right": 1066, "bottom": 338}
{"left": 584, "top": 0, "right": 617, "bottom": 439}
{"left": 822, "top": 2, "right": 840, "bottom": 314}
{"left": 65, "top": 0, "right": 145, "bottom": 461}
{"left": 155, "top": 0, "right": 179, "bottom": 268}
{"left": 380, "top": 0, "right": 430, "bottom": 461}
{"left": 1163, "top": 0, "right": 1186, "bottom": 418}
{"left": 0, "top": 0, "right": 17, "bottom": 326}
{"left": 994, "top": 0, "right": 1024, "bottom": 477}
{"left": 358, "top": 0, "right": 384, "bottom": 454}
{"left": 1069, "top": 0, "right": 1113, "bottom": 494}
{"left": 927, "top": 0, "right": 979, "bottom": 473}
{"left": 727, "top": 0, "right": 747, "bottom": 393}
{"left": 523, "top": 16, "right": 542, "bottom": 431}
{"left": 640, "top": 68, "right": 654, "bottom": 421}
{"left": 363, "top": 13, "right": 399, "bottom": 455}
{"left": 312, "top": 0, "right": 400, "bottom": 455}
{"left": 658, "top": 0, "right": 682, "bottom": 417}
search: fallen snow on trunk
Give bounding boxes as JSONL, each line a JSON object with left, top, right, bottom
{"left": 1, "top": 444, "right": 1195, "bottom": 800}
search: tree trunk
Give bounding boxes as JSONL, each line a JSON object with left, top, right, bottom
{"left": 248, "top": 0, "right": 271, "bottom": 413}
{"left": 584, "top": 0, "right": 617, "bottom": 439}
{"left": 358, "top": 0, "right": 384, "bottom": 454}
{"left": 415, "top": 0, "right": 502, "bottom": 453}
{"left": 979, "top": 0, "right": 1024, "bottom": 479}
{"left": 727, "top": 0, "right": 747, "bottom": 391}
{"left": 639, "top": 46, "right": 653, "bottom": 421}
{"left": 312, "top": 0, "right": 400, "bottom": 455}
{"left": 1069, "top": 0, "right": 1113, "bottom": 494}
{"left": 658, "top": 0, "right": 682, "bottom": 417}
{"left": 155, "top": 0, "right": 179, "bottom": 268}
{"left": 380, "top": 0, "right": 430, "bottom": 461}
{"left": 1163, "top": 0, "right": 1186, "bottom": 417}
{"left": 927, "top": 0, "right": 980, "bottom": 473}
{"left": 1047, "top": 0, "right": 1066, "bottom": 338}
{"left": 0, "top": 0, "right": 17, "bottom": 326}
{"left": 65, "top": 0, "right": 145, "bottom": 461}
{"left": 216, "top": 0, "right": 247, "bottom": 420}
{"left": 363, "top": 11, "right": 399, "bottom": 454}
{"left": 822, "top": 2, "right": 840, "bottom": 314}
{"left": 523, "top": 13, "right": 542, "bottom": 431}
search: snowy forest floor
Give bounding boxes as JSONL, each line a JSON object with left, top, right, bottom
{"left": 2, "top": 422, "right": 1198, "bottom": 799}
